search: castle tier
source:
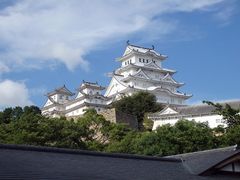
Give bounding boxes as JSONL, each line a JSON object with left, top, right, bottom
{"left": 42, "top": 81, "right": 108, "bottom": 118}
{"left": 105, "top": 43, "right": 192, "bottom": 106}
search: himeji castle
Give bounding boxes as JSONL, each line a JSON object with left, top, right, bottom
{"left": 42, "top": 81, "right": 108, "bottom": 117}
{"left": 105, "top": 42, "right": 192, "bottom": 105}
{"left": 42, "top": 42, "right": 192, "bottom": 117}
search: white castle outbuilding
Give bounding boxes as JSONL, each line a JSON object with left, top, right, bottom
{"left": 105, "top": 42, "right": 192, "bottom": 105}
{"left": 42, "top": 42, "right": 191, "bottom": 117}
{"left": 149, "top": 100, "right": 240, "bottom": 130}
{"left": 42, "top": 81, "right": 108, "bottom": 117}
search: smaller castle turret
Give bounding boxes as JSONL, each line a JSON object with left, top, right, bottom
{"left": 42, "top": 82, "right": 108, "bottom": 118}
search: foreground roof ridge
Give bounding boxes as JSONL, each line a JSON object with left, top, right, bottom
{"left": 166, "top": 145, "right": 238, "bottom": 158}
{"left": 0, "top": 144, "right": 181, "bottom": 163}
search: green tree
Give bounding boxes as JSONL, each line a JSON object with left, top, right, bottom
{"left": 225, "top": 125, "right": 240, "bottom": 146}
{"left": 105, "top": 131, "right": 139, "bottom": 154}
{"left": 0, "top": 107, "right": 90, "bottom": 149}
{"left": 0, "top": 106, "right": 40, "bottom": 124}
{"left": 143, "top": 114, "right": 154, "bottom": 131}
{"left": 203, "top": 101, "right": 240, "bottom": 127}
{"left": 0, "top": 107, "right": 13, "bottom": 123}
{"left": 112, "top": 91, "right": 163, "bottom": 129}
{"left": 106, "top": 120, "right": 216, "bottom": 156}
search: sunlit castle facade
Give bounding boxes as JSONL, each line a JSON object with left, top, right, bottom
{"left": 105, "top": 42, "right": 192, "bottom": 106}
{"left": 42, "top": 81, "right": 108, "bottom": 118}
{"left": 42, "top": 42, "right": 192, "bottom": 117}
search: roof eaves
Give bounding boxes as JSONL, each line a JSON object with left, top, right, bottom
{"left": 0, "top": 144, "right": 182, "bottom": 163}
{"left": 199, "top": 150, "right": 240, "bottom": 176}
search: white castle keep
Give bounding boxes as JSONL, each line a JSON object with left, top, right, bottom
{"left": 42, "top": 43, "right": 191, "bottom": 117}
{"left": 105, "top": 43, "right": 191, "bottom": 104}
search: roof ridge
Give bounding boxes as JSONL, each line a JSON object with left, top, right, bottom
{"left": 167, "top": 145, "right": 238, "bottom": 157}
{"left": 128, "top": 43, "right": 154, "bottom": 51}
{"left": 0, "top": 144, "right": 181, "bottom": 163}
{"left": 82, "top": 80, "right": 98, "bottom": 85}
{"left": 185, "top": 100, "right": 240, "bottom": 109}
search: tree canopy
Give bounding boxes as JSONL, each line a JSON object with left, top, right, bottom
{"left": 203, "top": 101, "right": 240, "bottom": 127}
{"left": 0, "top": 103, "right": 239, "bottom": 157}
{"left": 112, "top": 91, "right": 163, "bottom": 129}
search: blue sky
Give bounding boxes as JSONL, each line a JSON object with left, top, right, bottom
{"left": 0, "top": 0, "right": 239, "bottom": 108}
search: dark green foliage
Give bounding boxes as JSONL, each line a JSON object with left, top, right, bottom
{"left": 112, "top": 91, "right": 163, "bottom": 129}
{"left": 143, "top": 114, "right": 154, "bottom": 131}
{"left": 0, "top": 103, "right": 240, "bottom": 156}
{"left": 106, "top": 120, "right": 216, "bottom": 156}
{"left": 225, "top": 125, "right": 240, "bottom": 146}
{"left": 140, "top": 120, "right": 214, "bottom": 156}
{"left": 0, "top": 107, "right": 132, "bottom": 151}
{"left": 0, "top": 106, "right": 40, "bottom": 124}
{"left": 203, "top": 101, "right": 240, "bottom": 127}
{"left": 105, "top": 131, "right": 138, "bottom": 154}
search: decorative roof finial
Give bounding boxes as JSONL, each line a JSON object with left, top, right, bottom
{"left": 152, "top": 45, "right": 155, "bottom": 50}
{"left": 126, "top": 40, "right": 130, "bottom": 45}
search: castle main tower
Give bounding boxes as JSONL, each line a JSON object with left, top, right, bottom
{"left": 105, "top": 42, "right": 192, "bottom": 106}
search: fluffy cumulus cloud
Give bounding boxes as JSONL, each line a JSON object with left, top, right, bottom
{"left": 0, "top": 0, "right": 231, "bottom": 71}
{"left": 0, "top": 79, "right": 33, "bottom": 108}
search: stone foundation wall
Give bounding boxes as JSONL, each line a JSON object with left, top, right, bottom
{"left": 99, "top": 108, "right": 138, "bottom": 129}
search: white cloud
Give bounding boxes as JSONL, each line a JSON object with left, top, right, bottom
{"left": 0, "top": 0, "right": 229, "bottom": 71}
{"left": 214, "top": 5, "right": 236, "bottom": 26}
{"left": 0, "top": 79, "right": 33, "bottom": 108}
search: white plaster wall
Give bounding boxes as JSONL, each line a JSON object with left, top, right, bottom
{"left": 146, "top": 70, "right": 164, "bottom": 80}
{"left": 65, "top": 106, "right": 87, "bottom": 117}
{"left": 44, "top": 99, "right": 53, "bottom": 107}
{"left": 153, "top": 59, "right": 161, "bottom": 67}
{"left": 76, "top": 92, "right": 84, "bottom": 98}
{"left": 57, "top": 94, "right": 70, "bottom": 104}
{"left": 121, "top": 57, "right": 135, "bottom": 67}
{"left": 66, "top": 100, "right": 85, "bottom": 110}
{"left": 155, "top": 92, "right": 171, "bottom": 103}
{"left": 152, "top": 114, "right": 226, "bottom": 130}
{"left": 105, "top": 78, "right": 126, "bottom": 97}
{"left": 82, "top": 88, "right": 101, "bottom": 95}
{"left": 131, "top": 56, "right": 136, "bottom": 64}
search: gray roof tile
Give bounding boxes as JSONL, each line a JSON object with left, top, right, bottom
{"left": 0, "top": 144, "right": 238, "bottom": 179}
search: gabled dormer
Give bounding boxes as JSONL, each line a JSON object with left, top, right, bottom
{"left": 44, "top": 85, "right": 74, "bottom": 107}
{"left": 162, "top": 73, "right": 184, "bottom": 87}
{"left": 131, "top": 69, "right": 150, "bottom": 79}
{"left": 118, "top": 41, "right": 168, "bottom": 68}
{"left": 76, "top": 80, "right": 105, "bottom": 98}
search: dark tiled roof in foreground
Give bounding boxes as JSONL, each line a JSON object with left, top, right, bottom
{"left": 166, "top": 145, "right": 240, "bottom": 175}
{"left": 0, "top": 144, "right": 239, "bottom": 180}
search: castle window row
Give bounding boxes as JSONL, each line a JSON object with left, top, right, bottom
{"left": 139, "top": 58, "right": 149, "bottom": 63}
{"left": 139, "top": 58, "right": 156, "bottom": 64}
{"left": 124, "top": 59, "right": 132, "bottom": 65}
